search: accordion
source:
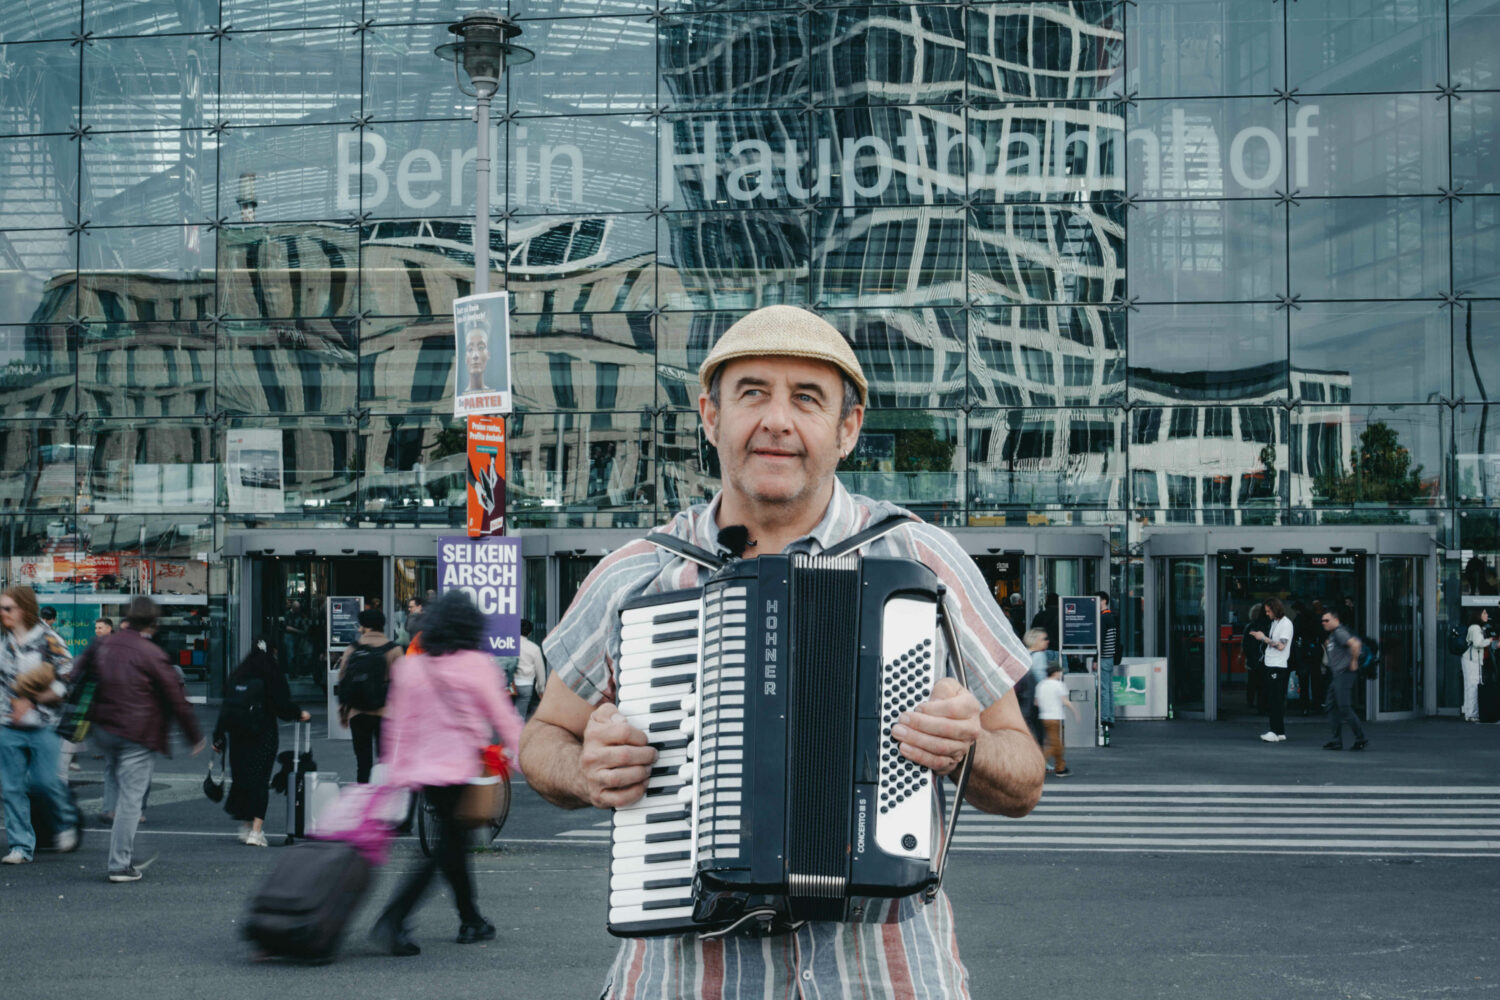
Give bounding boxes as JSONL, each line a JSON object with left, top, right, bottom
{"left": 608, "top": 551, "right": 966, "bottom": 938}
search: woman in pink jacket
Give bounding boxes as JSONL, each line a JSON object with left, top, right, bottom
{"left": 369, "top": 591, "right": 524, "bottom": 956}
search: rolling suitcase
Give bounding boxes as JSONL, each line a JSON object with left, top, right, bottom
{"left": 244, "top": 839, "right": 371, "bottom": 962}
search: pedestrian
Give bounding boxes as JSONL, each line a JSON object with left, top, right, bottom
{"left": 1096, "top": 591, "right": 1119, "bottom": 735}
{"left": 1242, "top": 602, "right": 1268, "bottom": 710}
{"left": 213, "top": 638, "right": 310, "bottom": 846}
{"left": 1320, "top": 608, "right": 1368, "bottom": 752}
{"left": 58, "top": 619, "right": 114, "bottom": 781}
{"left": 1251, "top": 597, "right": 1294, "bottom": 743}
{"left": 369, "top": 590, "right": 525, "bottom": 956}
{"left": 404, "top": 595, "right": 426, "bottom": 654}
{"left": 1036, "top": 662, "right": 1076, "bottom": 777}
{"left": 0, "top": 586, "right": 80, "bottom": 863}
{"left": 1031, "top": 593, "right": 1060, "bottom": 650}
{"left": 1461, "top": 608, "right": 1492, "bottom": 723}
{"left": 336, "top": 609, "right": 399, "bottom": 782}
{"left": 1022, "top": 627, "right": 1049, "bottom": 745}
{"left": 83, "top": 596, "right": 205, "bottom": 881}
{"left": 513, "top": 619, "right": 545, "bottom": 718}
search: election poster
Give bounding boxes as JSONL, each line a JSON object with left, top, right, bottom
{"left": 453, "top": 290, "right": 512, "bottom": 417}
{"left": 225, "top": 428, "right": 286, "bottom": 513}
{"left": 436, "top": 536, "right": 522, "bottom": 656}
{"left": 466, "top": 415, "right": 506, "bottom": 537}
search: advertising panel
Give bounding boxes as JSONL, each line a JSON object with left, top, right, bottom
{"left": 436, "top": 536, "right": 522, "bottom": 656}
{"left": 225, "top": 429, "right": 286, "bottom": 513}
{"left": 453, "top": 291, "right": 512, "bottom": 417}
{"left": 466, "top": 415, "right": 507, "bottom": 537}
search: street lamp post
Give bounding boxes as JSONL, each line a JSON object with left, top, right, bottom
{"left": 435, "top": 12, "right": 533, "bottom": 295}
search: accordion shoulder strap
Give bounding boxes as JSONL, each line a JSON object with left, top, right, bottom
{"left": 645, "top": 532, "right": 727, "bottom": 572}
{"left": 821, "top": 513, "right": 914, "bottom": 559}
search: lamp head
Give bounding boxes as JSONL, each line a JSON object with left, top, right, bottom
{"left": 435, "top": 12, "right": 533, "bottom": 99}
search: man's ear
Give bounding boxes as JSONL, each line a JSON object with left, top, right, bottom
{"left": 698, "top": 391, "right": 719, "bottom": 447}
{"left": 837, "top": 404, "right": 864, "bottom": 459}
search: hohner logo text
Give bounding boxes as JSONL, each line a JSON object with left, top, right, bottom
{"left": 763, "top": 600, "right": 779, "bottom": 696}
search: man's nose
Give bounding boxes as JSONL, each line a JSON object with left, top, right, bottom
{"left": 757, "top": 392, "right": 796, "bottom": 433}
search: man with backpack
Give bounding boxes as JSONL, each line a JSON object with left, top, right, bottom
{"left": 336, "top": 609, "right": 400, "bottom": 783}
{"left": 1321, "top": 608, "right": 1368, "bottom": 752}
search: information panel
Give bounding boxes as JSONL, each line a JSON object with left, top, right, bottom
{"left": 1059, "top": 596, "right": 1100, "bottom": 653}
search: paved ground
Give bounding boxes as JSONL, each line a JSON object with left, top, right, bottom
{"left": 2, "top": 708, "right": 1497, "bottom": 999}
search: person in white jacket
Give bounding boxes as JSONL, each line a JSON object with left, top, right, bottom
{"left": 1462, "top": 608, "right": 1493, "bottom": 722}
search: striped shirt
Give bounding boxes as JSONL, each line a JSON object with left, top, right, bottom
{"left": 544, "top": 482, "right": 1031, "bottom": 1000}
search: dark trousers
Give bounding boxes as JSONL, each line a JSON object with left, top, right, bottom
{"left": 1264, "top": 667, "right": 1287, "bottom": 736}
{"left": 378, "top": 785, "right": 481, "bottom": 928}
{"left": 348, "top": 714, "right": 382, "bottom": 784}
{"left": 1326, "top": 678, "right": 1366, "bottom": 744}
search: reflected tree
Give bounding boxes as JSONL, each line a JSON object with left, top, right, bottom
{"left": 1315, "top": 421, "right": 1430, "bottom": 506}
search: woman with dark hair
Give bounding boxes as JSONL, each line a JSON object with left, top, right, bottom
{"left": 1461, "top": 608, "right": 1493, "bottom": 723}
{"left": 369, "top": 590, "right": 524, "bottom": 956}
{"left": 212, "top": 637, "right": 308, "bottom": 847}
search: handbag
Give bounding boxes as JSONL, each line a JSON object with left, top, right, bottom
{"left": 1287, "top": 670, "right": 1301, "bottom": 700}
{"left": 202, "top": 749, "right": 225, "bottom": 803}
{"left": 425, "top": 663, "right": 508, "bottom": 829}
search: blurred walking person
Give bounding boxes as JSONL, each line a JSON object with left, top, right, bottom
{"left": 1321, "top": 608, "right": 1367, "bottom": 752}
{"left": 335, "top": 610, "right": 399, "bottom": 783}
{"left": 84, "top": 597, "right": 205, "bottom": 881}
{"left": 213, "top": 638, "right": 309, "bottom": 846}
{"left": 0, "top": 586, "right": 80, "bottom": 863}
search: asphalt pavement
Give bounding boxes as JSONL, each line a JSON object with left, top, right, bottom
{"left": 2, "top": 704, "right": 1497, "bottom": 999}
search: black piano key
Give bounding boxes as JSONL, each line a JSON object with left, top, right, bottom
{"left": 643, "top": 876, "right": 693, "bottom": 891}
{"left": 646, "top": 808, "right": 691, "bottom": 825}
{"left": 647, "top": 719, "right": 679, "bottom": 733}
{"left": 649, "top": 699, "right": 682, "bottom": 713}
{"left": 645, "top": 784, "right": 685, "bottom": 798}
{"left": 654, "top": 628, "right": 697, "bottom": 645}
{"left": 652, "top": 609, "right": 698, "bottom": 625}
{"left": 652, "top": 737, "right": 690, "bottom": 751}
{"left": 643, "top": 897, "right": 695, "bottom": 911}
{"left": 649, "top": 654, "right": 697, "bottom": 670}
{"left": 648, "top": 764, "right": 676, "bottom": 778}
{"left": 651, "top": 672, "right": 696, "bottom": 688}
{"left": 644, "top": 828, "right": 691, "bottom": 844}
{"left": 645, "top": 850, "right": 690, "bottom": 864}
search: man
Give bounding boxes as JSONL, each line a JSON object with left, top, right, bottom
{"left": 1250, "top": 598, "right": 1294, "bottom": 743}
{"left": 519, "top": 305, "right": 1044, "bottom": 999}
{"left": 1095, "top": 591, "right": 1119, "bottom": 736}
{"left": 1321, "top": 608, "right": 1367, "bottom": 752}
{"left": 84, "top": 596, "right": 205, "bottom": 882}
{"left": 336, "top": 608, "right": 400, "bottom": 783}
{"left": 95, "top": 617, "right": 113, "bottom": 637}
{"left": 403, "top": 595, "right": 425, "bottom": 652}
{"left": 513, "top": 619, "right": 545, "bottom": 717}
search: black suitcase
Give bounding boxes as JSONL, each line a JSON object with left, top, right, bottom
{"left": 244, "top": 840, "right": 371, "bottom": 962}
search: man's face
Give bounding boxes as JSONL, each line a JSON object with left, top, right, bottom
{"left": 1322, "top": 613, "right": 1337, "bottom": 633}
{"left": 465, "top": 329, "right": 489, "bottom": 378}
{"left": 407, "top": 600, "right": 420, "bottom": 615}
{"left": 94, "top": 620, "right": 111, "bottom": 636}
{"left": 699, "top": 356, "right": 862, "bottom": 512}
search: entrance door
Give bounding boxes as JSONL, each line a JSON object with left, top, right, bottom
{"left": 254, "top": 555, "right": 383, "bottom": 687}
{"left": 1377, "top": 557, "right": 1423, "bottom": 715}
{"left": 1159, "top": 557, "right": 1208, "bottom": 716}
{"left": 972, "top": 554, "right": 1029, "bottom": 638}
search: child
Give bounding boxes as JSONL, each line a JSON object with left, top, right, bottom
{"left": 1035, "top": 662, "right": 1077, "bottom": 777}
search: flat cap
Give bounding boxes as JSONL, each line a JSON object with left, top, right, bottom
{"left": 697, "top": 305, "right": 867, "bottom": 405}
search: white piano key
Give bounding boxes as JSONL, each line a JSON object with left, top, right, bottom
{"left": 610, "top": 870, "right": 694, "bottom": 892}
{"left": 612, "top": 835, "right": 693, "bottom": 859}
{"left": 609, "top": 904, "right": 697, "bottom": 927}
{"left": 612, "top": 805, "right": 690, "bottom": 827}
{"left": 610, "top": 886, "right": 696, "bottom": 908}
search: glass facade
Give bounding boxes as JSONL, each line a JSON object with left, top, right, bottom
{"left": 1, "top": 0, "right": 1497, "bottom": 715}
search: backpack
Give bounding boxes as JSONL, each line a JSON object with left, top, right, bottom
{"left": 1447, "top": 625, "right": 1470, "bottom": 657}
{"left": 340, "top": 642, "right": 396, "bottom": 712}
{"left": 1357, "top": 635, "right": 1380, "bottom": 677}
{"left": 223, "top": 676, "right": 268, "bottom": 730}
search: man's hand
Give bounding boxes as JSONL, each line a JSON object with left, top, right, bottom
{"left": 580, "top": 704, "right": 657, "bottom": 808}
{"left": 890, "top": 677, "right": 983, "bottom": 778}
{"left": 191, "top": 738, "right": 207, "bottom": 756}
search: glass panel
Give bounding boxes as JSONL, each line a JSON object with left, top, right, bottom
{"left": 220, "top": 28, "right": 362, "bottom": 128}
{"left": 85, "top": 1, "right": 218, "bottom": 36}
{"left": 1302, "top": 94, "right": 1447, "bottom": 197}
{"left": 1455, "top": 405, "right": 1500, "bottom": 505}
{"left": 1126, "top": 0, "right": 1282, "bottom": 98}
{"left": 657, "top": 410, "right": 713, "bottom": 513}
{"left": 82, "top": 34, "right": 218, "bottom": 132}
{"left": 1291, "top": 302, "right": 1449, "bottom": 405}
{"left": 0, "top": 42, "right": 81, "bottom": 137}
{"left": 1453, "top": 195, "right": 1500, "bottom": 298}
{"left": 971, "top": 304, "right": 1123, "bottom": 407}
{"left": 661, "top": 112, "right": 808, "bottom": 212}
{"left": 218, "top": 124, "right": 352, "bottom": 223}
{"left": 1129, "top": 304, "right": 1285, "bottom": 403}
{"left": 1378, "top": 556, "right": 1422, "bottom": 713}
{"left": 1289, "top": 197, "right": 1449, "bottom": 301}
{"left": 814, "top": 107, "right": 965, "bottom": 208}
{"left": 1294, "top": 404, "right": 1444, "bottom": 508}
{"left": 363, "top": 0, "right": 466, "bottom": 21}
{"left": 360, "top": 315, "right": 456, "bottom": 414}
{"left": 224, "top": 418, "right": 358, "bottom": 515}
{"left": 1456, "top": 302, "right": 1500, "bottom": 403}
{"left": 662, "top": 12, "right": 805, "bottom": 112}
{"left": 1130, "top": 406, "right": 1286, "bottom": 509}
{"left": 1042, "top": 556, "right": 1097, "bottom": 607}
{"left": 507, "top": 411, "right": 655, "bottom": 514}
{"left": 223, "top": 0, "right": 362, "bottom": 31}
{"left": 0, "top": 325, "right": 73, "bottom": 418}
{"left": 80, "top": 421, "right": 216, "bottom": 513}
{"left": 810, "top": 5, "right": 962, "bottom": 107}
{"left": 0, "top": 133, "right": 77, "bottom": 229}
{"left": 512, "top": 311, "right": 656, "bottom": 412}
{"left": 968, "top": 3, "right": 1123, "bottom": 102}
{"left": 968, "top": 101, "right": 1123, "bottom": 205}
{"left": 0, "top": 228, "right": 75, "bottom": 326}
{"left": 3, "top": 7, "right": 81, "bottom": 43}
{"left": 1167, "top": 557, "right": 1206, "bottom": 714}
{"left": 966, "top": 407, "right": 1123, "bottom": 508}
{"left": 78, "top": 226, "right": 216, "bottom": 322}
{"left": 78, "top": 321, "right": 214, "bottom": 418}
{"left": 359, "top": 414, "right": 466, "bottom": 522}
{"left": 513, "top": 16, "right": 656, "bottom": 116}
{"left": 1127, "top": 200, "right": 1283, "bottom": 302}
{"left": 507, "top": 214, "right": 657, "bottom": 314}
{"left": 841, "top": 307, "right": 967, "bottom": 409}
{"left": 364, "top": 27, "right": 474, "bottom": 122}
{"left": 969, "top": 203, "right": 1123, "bottom": 305}
{"left": 1451, "top": 0, "right": 1500, "bottom": 89}
{"left": 839, "top": 409, "right": 960, "bottom": 515}
{"left": 510, "top": 115, "right": 655, "bottom": 216}
{"left": 819, "top": 206, "right": 966, "bottom": 307}
{"left": 219, "top": 224, "right": 357, "bottom": 319}
{"left": 0, "top": 422, "right": 75, "bottom": 511}
{"left": 1286, "top": 0, "right": 1446, "bottom": 95}
{"left": 356, "top": 120, "right": 503, "bottom": 220}
{"left": 1126, "top": 98, "right": 1288, "bottom": 199}
{"left": 394, "top": 557, "right": 438, "bottom": 641}
{"left": 360, "top": 217, "right": 501, "bottom": 315}
{"left": 512, "top": 0, "right": 657, "bottom": 18}
{"left": 80, "top": 129, "right": 216, "bottom": 226}
{"left": 1453, "top": 92, "right": 1499, "bottom": 196}
{"left": 659, "top": 211, "right": 809, "bottom": 310}
{"left": 218, "top": 319, "right": 357, "bottom": 415}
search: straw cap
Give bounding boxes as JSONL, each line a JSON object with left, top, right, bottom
{"left": 697, "top": 305, "right": 867, "bottom": 405}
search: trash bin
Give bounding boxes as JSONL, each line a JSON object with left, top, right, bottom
{"left": 1115, "top": 657, "right": 1168, "bottom": 720}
